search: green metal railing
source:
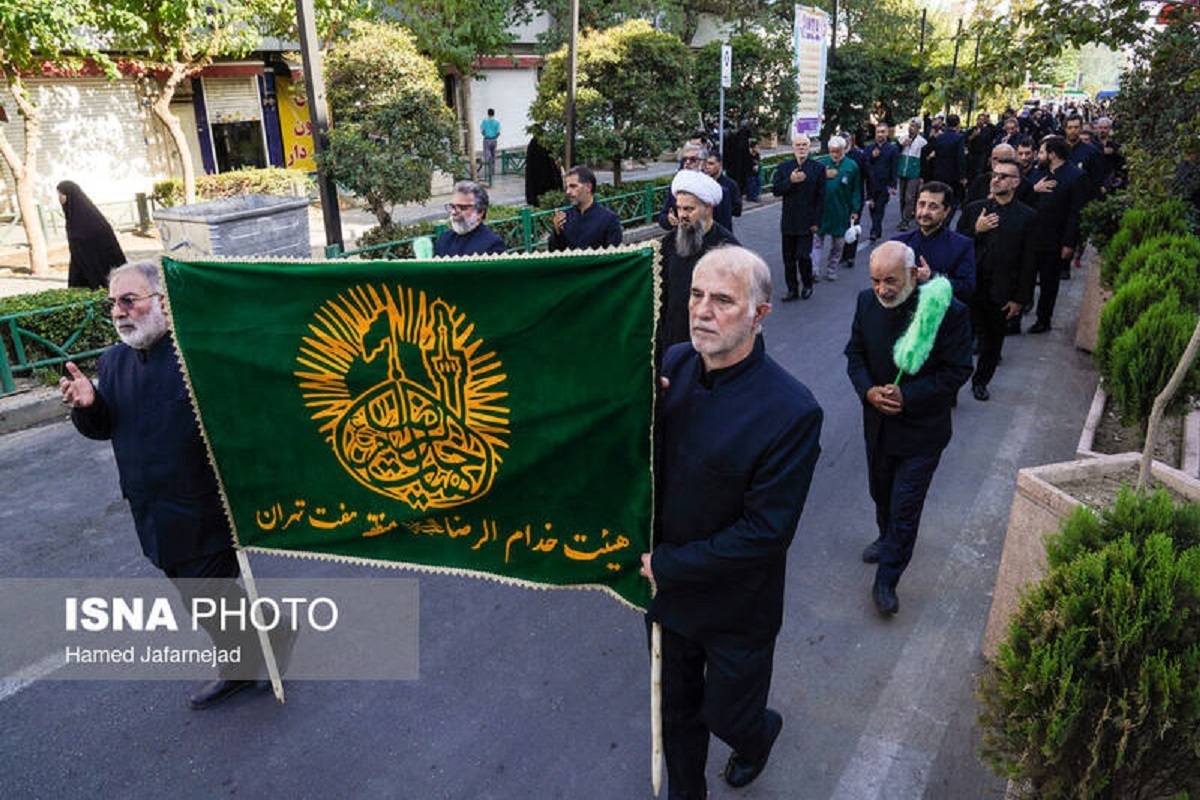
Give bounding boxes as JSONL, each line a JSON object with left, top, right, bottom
{"left": 330, "top": 183, "right": 671, "bottom": 260}
{"left": 0, "top": 299, "right": 115, "bottom": 395}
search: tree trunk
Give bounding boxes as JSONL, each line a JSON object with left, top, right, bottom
{"left": 459, "top": 76, "right": 477, "bottom": 183}
{"left": 1138, "top": 318, "right": 1200, "bottom": 490}
{"left": 0, "top": 75, "right": 49, "bottom": 275}
{"left": 151, "top": 62, "right": 202, "bottom": 205}
{"left": 612, "top": 156, "right": 623, "bottom": 186}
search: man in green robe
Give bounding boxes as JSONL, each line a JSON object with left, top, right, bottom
{"left": 813, "top": 135, "right": 862, "bottom": 282}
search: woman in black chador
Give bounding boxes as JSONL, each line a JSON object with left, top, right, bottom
{"left": 57, "top": 181, "right": 126, "bottom": 289}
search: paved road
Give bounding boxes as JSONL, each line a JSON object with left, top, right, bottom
{"left": 0, "top": 194, "right": 1097, "bottom": 799}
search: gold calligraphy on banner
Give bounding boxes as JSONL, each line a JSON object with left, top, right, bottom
{"left": 254, "top": 499, "right": 631, "bottom": 571}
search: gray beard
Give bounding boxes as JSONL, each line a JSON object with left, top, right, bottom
{"left": 674, "top": 221, "right": 705, "bottom": 258}
{"left": 450, "top": 216, "right": 481, "bottom": 236}
{"left": 117, "top": 305, "right": 169, "bottom": 350}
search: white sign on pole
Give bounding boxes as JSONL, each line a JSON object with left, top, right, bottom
{"left": 721, "top": 44, "right": 732, "bottom": 89}
{"left": 793, "top": 6, "right": 829, "bottom": 142}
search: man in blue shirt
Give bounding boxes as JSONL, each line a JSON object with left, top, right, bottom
{"left": 548, "top": 166, "right": 623, "bottom": 251}
{"left": 479, "top": 109, "right": 501, "bottom": 182}
{"left": 434, "top": 181, "right": 507, "bottom": 257}
{"left": 891, "top": 181, "right": 975, "bottom": 304}
{"left": 864, "top": 123, "right": 900, "bottom": 241}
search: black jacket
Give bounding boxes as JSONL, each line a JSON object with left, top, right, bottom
{"left": 957, "top": 198, "right": 1038, "bottom": 306}
{"left": 772, "top": 157, "right": 826, "bottom": 234}
{"left": 72, "top": 335, "right": 233, "bottom": 568}
{"left": 1027, "top": 161, "right": 1088, "bottom": 252}
{"left": 650, "top": 342, "right": 823, "bottom": 646}
{"left": 845, "top": 288, "right": 973, "bottom": 457}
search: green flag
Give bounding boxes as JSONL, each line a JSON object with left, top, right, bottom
{"left": 162, "top": 247, "right": 658, "bottom": 610}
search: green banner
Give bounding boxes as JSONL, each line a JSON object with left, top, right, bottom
{"left": 162, "top": 247, "right": 658, "bottom": 610}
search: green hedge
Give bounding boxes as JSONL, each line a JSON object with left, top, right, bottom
{"left": 1095, "top": 273, "right": 1169, "bottom": 374}
{"left": 1046, "top": 486, "right": 1200, "bottom": 569}
{"left": 978, "top": 529, "right": 1200, "bottom": 800}
{"left": 153, "top": 168, "right": 314, "bottom": 208}
{"left": 0, "top": 288, "right": 112, "bottom": 377}
{"left": 1101, "top": 198, "right": 1195, "bottom": 286}
{"left": 1112, "top": 233, "right": 1200, "bottom": 293}
{"left": 1079, "top": 191, "right": 1134, "bottom": 255}
{"left": 1104, "top": 294, "right": 1200, "bottom": 425}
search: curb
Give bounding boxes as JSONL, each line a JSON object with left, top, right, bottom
{"left": 0, "top": 386, "right": 70, "bottom": 435}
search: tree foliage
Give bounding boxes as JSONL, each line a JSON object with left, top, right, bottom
{"left": 823, "top": 42, "right": 923, "bottom": 139}
{"left": 319, "top": 20, "right": 459, "bottom": 228}
{"left": 1110, "top": 13, "right": 1200, "bottom": 157}
{"left": 529, "top": 19, "right": 697, "bottom": 183}
{"left": 0, "top": 0, "right": 132, "bottom": 274}
{"left": 979, "top": 521, "right": 1200, "bottom": 799}
{"left": 692, "top": 32, "right": 797, "bottom": 141}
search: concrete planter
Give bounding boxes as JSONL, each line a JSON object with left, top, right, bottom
{"left": 982, "top": 452, "right": 1200, "bottom": 661}
{"left": 1073, "top": 246, "right": 1110, "bottom": 353}
{"left": 1076, "top": 384, "right": 1200, "bottom": 476}
{"left": 155, "top": 194, "right": 311, "bottom": 260}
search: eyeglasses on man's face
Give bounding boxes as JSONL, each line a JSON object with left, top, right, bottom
{"left": 445, "top": 203, "right": 477, "bottom": 213}
{"left": 102, "top": 293, "right": 160, "bottom": 314}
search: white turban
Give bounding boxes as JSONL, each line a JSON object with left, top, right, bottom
{"left": 671, "top": 170, "right": 723, "bottom": 207}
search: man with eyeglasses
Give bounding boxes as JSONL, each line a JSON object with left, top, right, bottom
{"left": 59, "top": 261, "right": 272, "bottom": 710}
{"left": 956, "top": 159, "right": 1037, "bottom": 401}
{"left": 433, "top": 180, "right": 507, "bottom": 257}
{"left": 657, "top": 143, "right": 707, "bottom": 231}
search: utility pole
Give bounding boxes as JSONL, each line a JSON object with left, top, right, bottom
{"left": 294, "top": 0, "right": 342, "bottom": 254}
{"left": 947, "top": 18, "right": 963, "bottom": 117}
{"left": 919, "top": 9, "right": 927, "bottom": 55}
{"left": 565, "top": 0, "right": 580, "bottom": 168}
{"left": 294, "top": 0, "right": 342, "bottom": 253}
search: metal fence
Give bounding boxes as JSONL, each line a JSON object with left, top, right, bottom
{"left": 0, "top": 298, "right": 113, "bottom": 395}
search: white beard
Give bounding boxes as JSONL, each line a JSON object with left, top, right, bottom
{"left": 116, "top": 303, "right": 169, "bottom": 349}
{"left": 450, "top": 215, "right": 481, "bottom": 235}
{"left": 674, "top": 220, "right": 705, "bottom": 257}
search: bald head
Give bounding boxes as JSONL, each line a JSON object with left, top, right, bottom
{"left": 869, "top": 242, "right": 917, "bottom": 309}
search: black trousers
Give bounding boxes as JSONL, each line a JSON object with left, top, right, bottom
{"left": 868, "top": 189, "right": 890, "bottom": 238}
{"left": 1034, "top": 249, "right": 1067, "bottom": 325}
{"left": 866, "top": 448, "right": 942, "bottom": 588}
{"left": 658, "top": 624, "right": 776, "bottom": 800}
{"left": 162, "top": 548, "right": 264, "bottom": 679}
{"left": 971, "top": 282, "right": 1008, "bottom": 387}
{"left": 781, "top": 233, "right": 815, "bottom": 293}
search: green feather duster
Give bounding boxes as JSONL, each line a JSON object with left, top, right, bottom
{"left": 893, "top": 275, "right": 953, "bottom": 384}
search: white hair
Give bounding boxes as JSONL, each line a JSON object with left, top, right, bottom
{"left": 792, "top": 132, "right": 810, "bottom": 145}
{"left": 828, "top": 135, "right": 847, "bottom": 151}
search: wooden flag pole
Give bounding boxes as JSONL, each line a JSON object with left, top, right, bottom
{"left": 236, "top": 549, "right": 286, "bottom": 704}
{"left": 651, "top": 621, "right": 663, "bottom": 796}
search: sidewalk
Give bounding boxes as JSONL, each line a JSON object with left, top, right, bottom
{"left": 0, "top": 145, "right": 792, "bottom": 292}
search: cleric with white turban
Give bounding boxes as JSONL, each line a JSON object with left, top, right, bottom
{"left": 671, "top": 170, "right": 724, "bottom": 208}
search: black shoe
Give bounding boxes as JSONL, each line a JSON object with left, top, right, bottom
{"left": 781, "top": 291, "right": 799, "bottom": 302}
{"left": 972, "top": 384, "right": 990, "bottom": 402}
{"left": 801, "top": 286, "right": 813, "bottom": 300}
{"left": 187, "top": 678, "right": 258, "bottom": 710}
{"left": 1028, "top": 320, "right": 1051, "bottom": 334}
{"left": 873, "top": 581, "right": 899, "bottom": 616}
{"left": 724, "top": 709, "right": 783, "bottom": 788}
{"left": 862, "top": 539, "right": 884, "bottom": 563}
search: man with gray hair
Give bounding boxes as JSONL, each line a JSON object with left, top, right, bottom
{"left": 434, "top": 180, "right": 507, "bottom": 256}
{"left": 658, "top": 170, "right": 738, "bottom": 352}
{"left": 813, "top": 135, "right": 861, "bottom": 280}
{"left": 59, "top": 262, "right": 271, "bottom": 710}
{"left": 642, "top": 246, "right": 823, "bottom": 799}
{"left": 845, "top": 241, "right": 973, "bottom": 616}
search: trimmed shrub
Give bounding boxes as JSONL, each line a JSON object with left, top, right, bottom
{"left": 1101, "top": 197, "right": 1195, "bottom": 286}
{"left": 153, "top": 168, "right": 313, "bottom": 208}
{"left": 1112, "top": 233, "right": 1200, "bottom": 294}
{"left": 353, "top": 220, "right": 440, "bottom": 259}
{"left": 0, "top": 288, "right": 112, "bottom": 373}
{"left": 1104, "top": 294, "right": 1200, "bottom": 425}
{"left": 1080, "top": 191, "right": 1134, "bottom": 255}
{"left": 978, "top": 530, "right": 1200, "bottom": 800}
{"left": 1046, "top": 485, "right": 1200, "bottom": 569}
{"left": 1094, "top": 272, "right": 1170, "bottom": 374}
